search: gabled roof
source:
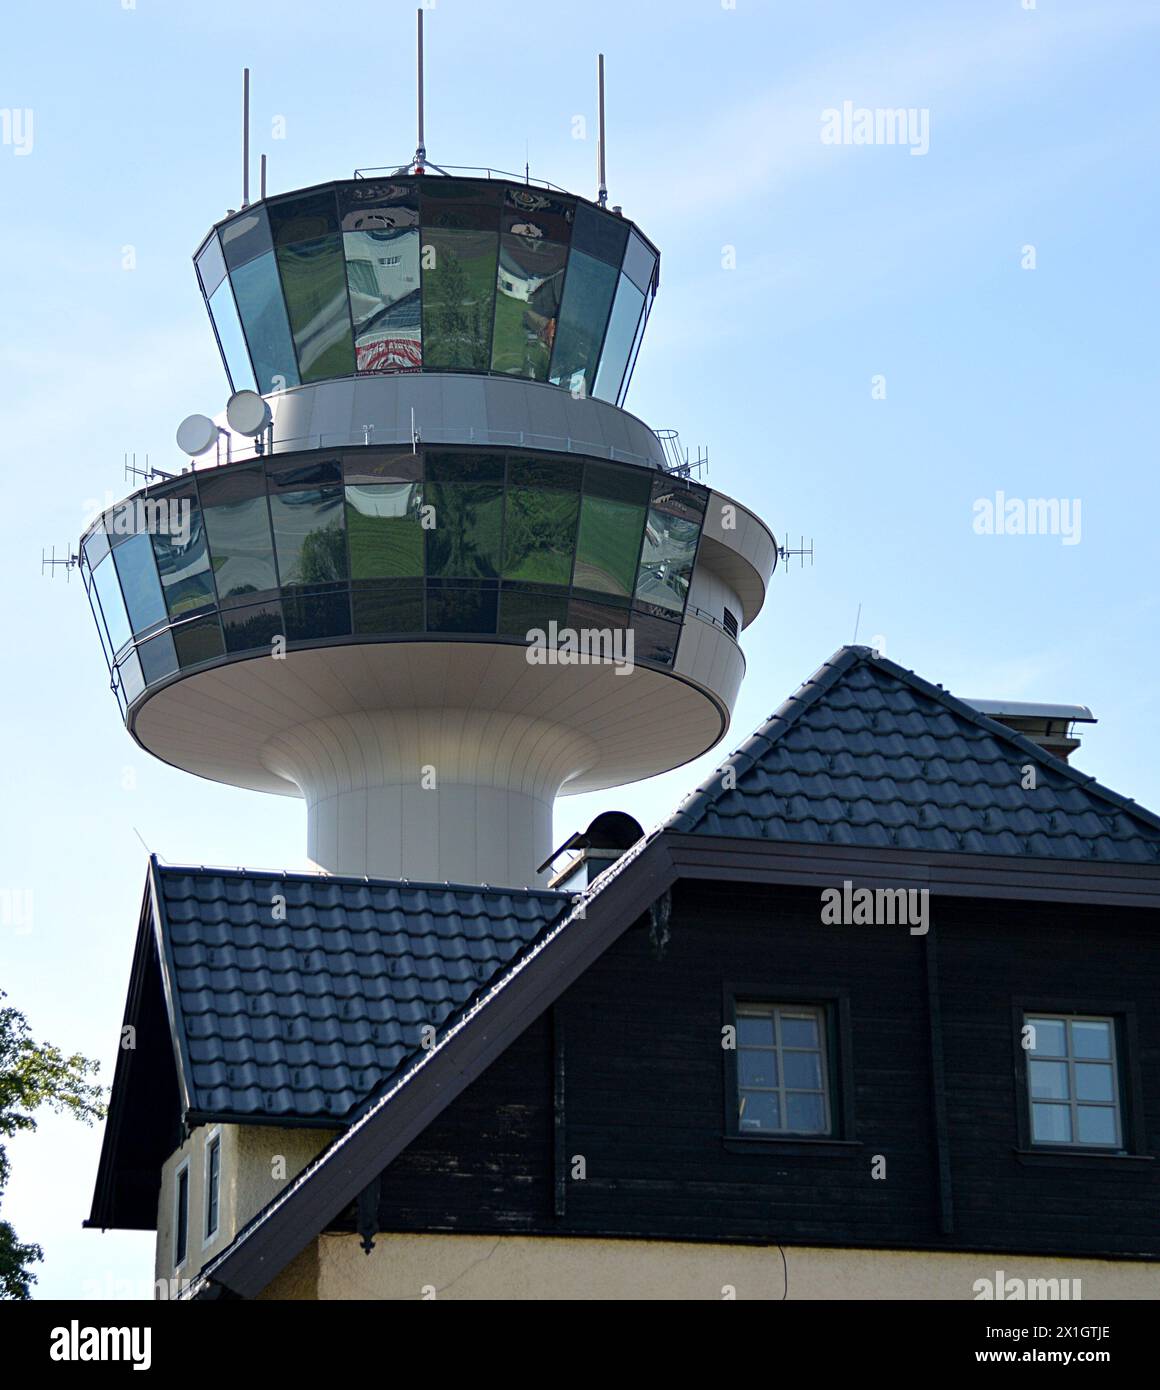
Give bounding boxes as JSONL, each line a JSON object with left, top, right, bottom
{"left": 87, "top": 862, "right": 568, "bottom": 1230}
{"left": 668, "top": 647, "right": 1160, "bottom": 864}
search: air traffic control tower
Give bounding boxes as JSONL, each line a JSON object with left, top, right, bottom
{"left": 78, "top": 74, "right": 776, "bottom": 889}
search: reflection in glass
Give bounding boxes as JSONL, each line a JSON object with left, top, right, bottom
{"left": 199, "top": 468, "right": 278, "bottom": 600}
{"left": 231, "top": 252, "right": 300, "bottom": 393}
{"left": 151, "top": 490, "right": 216, "bottom": 618}
{"left": 137, "top": 629, "right": 178, "bottom": 686}
{"left": 1076, "top": 1106, "right": 1116, "bottom": 1145}
{"left": 222, "top": 600, "right": 284, "bottom": 653}
{"left": 118, "top": 649, "right": 145, "bottom": 705}
{"left": 113, "top": 533, "right": 168, "bottom": 634}
{"left": 619, "top": 286, "right": 652, "bottom": 403}
{"left": 82, "top": 525, "right": 111, "bottom": 572}
{"left": 173, "top": 616, "right": 226, "bottom": 668}
{"left": 276, "top": 235, "right": 355, "bottom": 381}
{"left": 631, "top": 612, "right": 679, "bottom": 666}
{"left": 268, "top": 189, "right": 340, "bottom": 246}
{"left": 220, "top": 208, "right": 273, "bottom": 270}
{"left": 634, "top": 485, "right": 703, "bottom": 616}
{"left": 352, "top": 582, "right": 423, "bottom": 634}
{"left": 498, "top": 588, "right": 570, "bottom": 638}
{"left": 573, "top": 494, "right": 645, "bottom": 598}
{"left": 503, "top": 187, "right": 574, "bottom": 244}
{"left": 346, "top": 483, "right": 424, "bottom": 578}
{"left": 1031, "top": 1103, "right": 1071, "bottom": 1143}
{"left": 282, "top": 588, "right": 351, "bottom": 641}
{"left": 502, "top": 488, "right": 578, "bottom": 585}
{"left": 268, "top": 486, "right": 346, "bottom": 587}
{"left": 549, "top": 250, "right": 617, "bottom": 397}
{"left": 593, "top": 272, "right": 644, "bottom": 403}
{"left": 570, "top": 199, "right": 628, "bottom": 267}
{"left": 208, "top": 279, "right": 257, "bottom": 393}
{"left": 93, "top": 555, "right": 132, "bottom": 654}
{"left": 491, "top": 236, "right": 567, "bottom": 380}
{"left": 421, "top": 229, "right": 497, "bottom": 370}
{"left": 196, "top": 235, "right": 228, "bottom": 298}
{"left": 425, "top": 482, "right": 503, "bottom": 578}
{"left": 622, "top": 230, "right": 657, "bottom": 294}
{"left": 344, "top": 228, "right": 422, "bottom": 372}
{"left": 426, "top": 583, "right": 497, "bottom": 634}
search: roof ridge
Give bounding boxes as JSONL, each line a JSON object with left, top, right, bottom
{"left": 154, "top": 861, "right": 570, "bottom": 900}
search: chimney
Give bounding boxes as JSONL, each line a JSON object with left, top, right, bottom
{"left": 541, "top": 811, "right": 645, "bottom": 891}
{"left": 964, "top": 700, "right": 1096, "bottom": 763}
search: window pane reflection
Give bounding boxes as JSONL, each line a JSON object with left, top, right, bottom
{"left": 502, "top": 488, "right": 578, "bottom": 585}
{"left": 491, "top": 236, "right": 567, "bottom": 380}
{"left": 426, "top": 583, "right": 497, "bottom": 634}
{"left": 276, "top": 235, "right": 355, "bottom": 381}
{"left": 346, "top": 483, "right": 424, "bottom": 578}
{"left": 173, "top": 616, "right": 226, "bottom": 668}
{"left": 113, "top": 532, "right": 168, "bottom": 634}
{"left": 151, "top": 489, "right": 217, "bottom": 618}
{"left": 118, "top": 649, "right": 145, "bottom": 705}
{"left": 222, "top": 600, "right": 284, "bottom": 653}
{"left": 421, "top": 229, "right": 497, "bottom": 371}
{"left": 208, "top": 279, "right": 257, "bottom": 393}
{"left": 282, "top": 588, "right": 351, "bottom": 641}
{"left": 220, "top": 208, "right": 273, "bottom": 270}
{"left": 268, "top": 486, "right": 346, "bottom": 587}
{"left": 352, "top": 582, "right": 423, "bottom": 633}
{"left": 593, "top": 272, "right": 644, "bottom": 403}
{"left": 498, "top": 588, "right": 570, "bottom": 638}
{"left": 345, "top": 228, "right": 422, "bottom": 372}
{"left": 199, "top": 468, "right": 278, "bottom": 600}
{"left": 549, "top": 250, "right": 617, "bottom": 397}
{"left": 137, "top": 629, "right": 178, "bottom": 685}
{"left": 196, "top": 235, "right": 228, "bottom": 298}
{"left": 93, "top": 555, "right": 132, "bottom": 654}
{"left": 634, "top": 483, "right": 704, "bottom": 616}
{"left": 232, "top": 252, "right": 300, "bottom": 393}
{"left": 622, "top": 230, "right": 657, "bottom": 294}
{"left": 425, "top": 481, "right": 503, "bottom": 578}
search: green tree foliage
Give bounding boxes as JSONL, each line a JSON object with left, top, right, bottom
{"left": 0, "top": 992, "right": 105, "bottom": 1299}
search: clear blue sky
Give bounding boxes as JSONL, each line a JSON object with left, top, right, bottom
{"left": 2, "top": 0, "right": 1157, "bottom": 1299}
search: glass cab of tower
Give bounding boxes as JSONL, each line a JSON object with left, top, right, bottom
{"left": 195, "top": 177, "right": 659, "bottom": 406}
{"left": 79, "top": 448, "right": 709, "bottom": 718}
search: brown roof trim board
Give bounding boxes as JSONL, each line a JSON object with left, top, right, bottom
{"left": 187, "top": 830, "right": 676, "bottom": 1299}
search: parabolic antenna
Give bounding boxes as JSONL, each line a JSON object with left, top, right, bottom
{"left": 175, "top": 413, "right": 219, "bottom": 457}
{"left": 226, "top": 389, "right": 272, "bottom": 437}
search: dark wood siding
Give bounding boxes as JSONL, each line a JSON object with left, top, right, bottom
{"left": 361, "top": 880, "right": 1160, "bottom": 1258}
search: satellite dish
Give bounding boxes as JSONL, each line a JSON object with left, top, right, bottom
{"left": 176, "top": 413, "right": 219, "bottom": 457}
{"left": 226, "top": 389, "right": 272, "bottom": 437}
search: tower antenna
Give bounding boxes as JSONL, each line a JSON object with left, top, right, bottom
{"left": 415, "top": 8, "right": 425, "bottom": 173}
{"left": 597, "top": 54, "right": 608, "bottom": 208}
{"left": 242, "top": 68, "right": 250, "bottom": 208}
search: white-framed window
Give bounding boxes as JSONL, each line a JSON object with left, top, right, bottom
{"left": 1025, "top": 1014, "right": 1123, "bottom": 1147}
{"left": 204, "top": 1128, "right": 222, "bottom": 1243}
{"left": 174, "top": 1159, "right": 190, "bottom": 1270}
{"left": 735, "top": 1002, "right": 831, "bottom": 1135}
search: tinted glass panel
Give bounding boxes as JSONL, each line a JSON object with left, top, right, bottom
{"left": 113, "top": 532, "right": 167, "bottom": 634}
{"left": 232, "top": 251, "right": 300, "bottom": 392}
{"left": 82, "top": 525, "right": 111, "bottom": 571}
{"left": 200, "top": 469, "right": 278, "bottom": 600}
{"left": 268, "top": 189, "right": 340, "bottom": 246}
{"left": 346, "top": 483, "right": 424, "bottom": 578}
{"left": 421, "top": 180, "right": 502, "bottom": 231}
{"left": 345, "top": 228, "right": 422, "bottom": 371}
{"left": 268, "top": 486, "right": 346, "bottom": 587}
{"left": 352, "top": 582, "right": 423, "bottom": 633}
{"left": 208, "top": 279, "right": 257, "bottom": 392}
{"left": 571, "top": 200, "right": 629, "bottom": 266}
{"left": 631, "top": 612, "right": 680, "bottom": 666}
{"left": 491, "top": 236, "right": 567, "bottom": 380}
{"left": 196, "top": 235, "right": 227, "bottom": 297}
{"left": 426, "top": 451, "right": 503, "bottom": 483}
{"left": 502, "top": 488, "right": 578, "bottom": 585}
{"left": 593, "top": 272, "right": 644, "bottom": 403}
{"left": 1076, "top": 1106, "right": 1116, "bottom": 1144}
{"left": 421, "top": 229, "right": 497, "bottom": 370}
{"left": 339, "top": 180, "right": 419, "bottom": 232}
{"left": 426, "top": 584, "right": 497, "bottom": 634}
{"left": 92, "top": 554, "right": 132, "bottom": 654}
{"left": 220, "top": 207, "right": 273, "bottom": 270}
{"left": 137, "top": 629, "right": 178, "bottom": 685}
{"left": 622, "top": 230, "right": 657, "bottom": 293}
{"left": 173, "top": 616, "right": 225, "bottom": 668}
{"left": 119, "top": 648, "right": 145, "bottom": 705}
{"left": 503, "top": 187, "right": 574, "bottom": 242}
{"left": 1072, "top": 1020, "right": 1113, "bottom": 1059}
{"left": 276, "top": 235, "right": 355, "bottom": 381}
{"left": 282, "top": 588, "right": 352, "bottom": 640}
{"left": 508, "top": 456, "right": 581, "bottom": 491}
{"left": 223, "top": 600, "right": 284, "bottom": 653}
{"left": 549, "top": 250, "right": 616, "bottom": 396}
{"left": 425, "top": 482, "right": 503, "bottom": 578}
{"left": 498, "top": 588, "right": 570, "bottom": 638}
{"left": 151, "top": 491, "right": 216, "bottom": 618}
{"left": 620, "top": 288, "right": 652, "bottom": 402}
{"left": 573, "top": 494, "right": 645, "bottom": 597}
